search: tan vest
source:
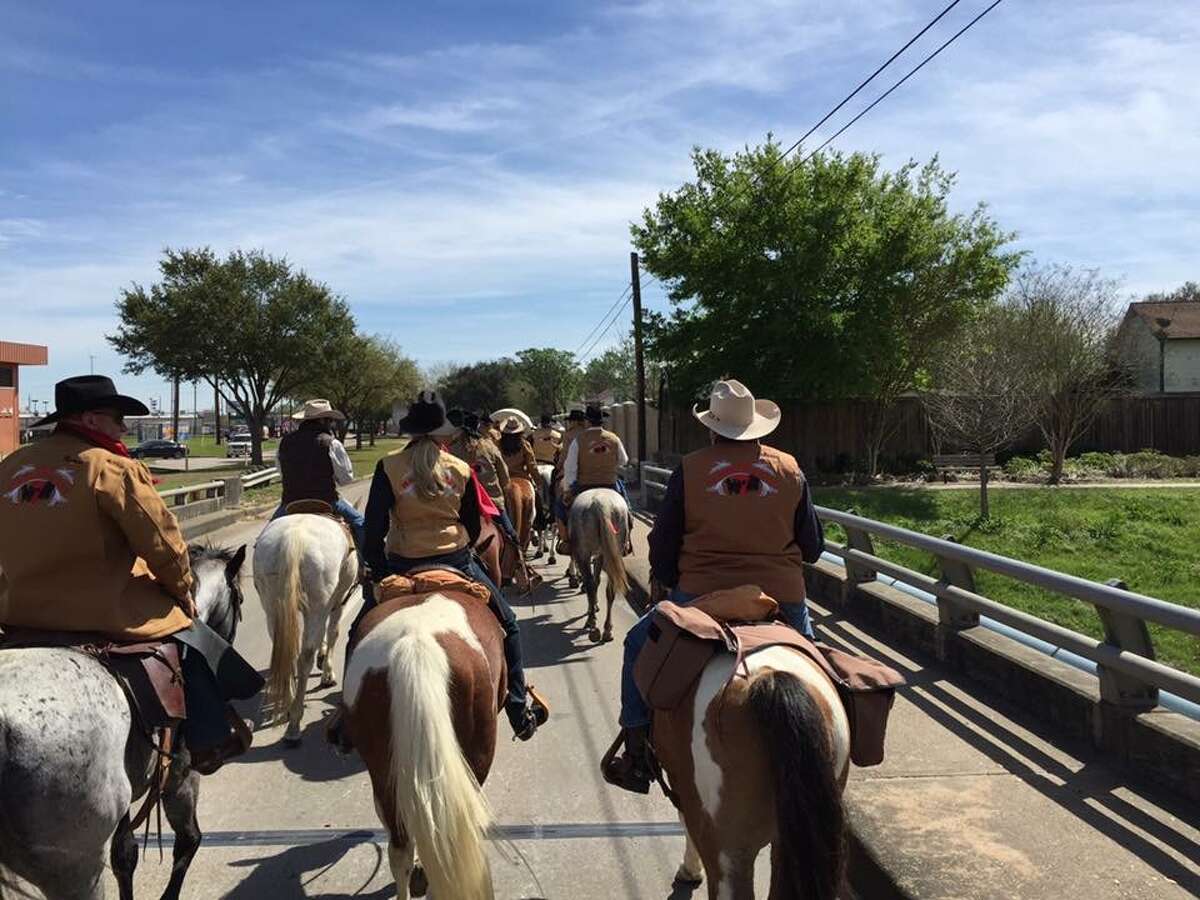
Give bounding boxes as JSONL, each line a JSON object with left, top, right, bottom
{"left": 380, "top": 446, "right": 472, "bottom": 559}
{"left": 0, "top": 431, "right": 193, "bottom": 640}
{"left": 576, "top": 427, "right": 621, "bottom": 487}
{"left": 677, "top": 442, "right": 807, "bottom": 604}
{"left": 450, "top": 437, "right": 507, "bottom": 510}
{"left": 531, "top": 427, "right": 561, "bottom": 465}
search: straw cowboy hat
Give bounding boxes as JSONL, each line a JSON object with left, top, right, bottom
{"left": 500, "top": 416, "right": 526, "bottom": 435}
{"left": 291, "top": 399, "right": 345, "bottom": 421}
{"left": 693, "top": 379, "right": 781, "bottom": 441}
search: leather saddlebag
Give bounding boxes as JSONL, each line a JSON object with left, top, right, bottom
{"left": 815, "top": 642, "right": 905, "bottom": 767}
{"left": 633, "top": 602, "right": 731, "bottom": 711}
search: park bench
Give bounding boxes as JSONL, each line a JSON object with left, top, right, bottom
{"left": 932, "top": 453, "right": 995, "bottom": 483}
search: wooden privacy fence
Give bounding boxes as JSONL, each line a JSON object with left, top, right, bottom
{"left": 655, "top": 393, "right": 1200, "bottom": 470}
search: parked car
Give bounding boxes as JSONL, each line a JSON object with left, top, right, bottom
{"left": 225, "top": 431, "right": 252, "bottom": 458}
{"left": 131, "top": 439, "right": 188, "bottom": 460}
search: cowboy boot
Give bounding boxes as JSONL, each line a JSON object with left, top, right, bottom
{"left": 601, "top": 725, "right": 653, "bottom": 794}
{"left": 191, "top": 708, "right": 253, "bottom": 776}
{"left": 324, "top": 706, "right": 354, "bottom": 753}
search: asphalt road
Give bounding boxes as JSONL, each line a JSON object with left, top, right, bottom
{"left": 121, "top": 484, "right": 771, "bottom": 898}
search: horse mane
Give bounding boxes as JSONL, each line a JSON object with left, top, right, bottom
{"left": 188, "top": 543, "right": 239, "bottom": 564}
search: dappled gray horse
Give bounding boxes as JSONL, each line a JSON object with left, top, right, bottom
{"left": 0, "top": 545, "right": 247, "bottom": 900}
{"left": 568, "top": 488, "right": 630, "bottom": 644}
{"left": 534, "top": 463, "right": 555, "bottom": 563}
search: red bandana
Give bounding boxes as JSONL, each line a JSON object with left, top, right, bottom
{"left": 57, "top": 422, "right": 132, "bottom": 458}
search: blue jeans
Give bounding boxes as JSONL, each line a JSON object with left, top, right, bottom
{"left": 345, "top": 546, "right": 530, "bottom": 726}
{"left": 272, "top": 498, "right": 365, "bottom": 558}
{"left": 619, "top": 589, "right": 815, "bottom": 729}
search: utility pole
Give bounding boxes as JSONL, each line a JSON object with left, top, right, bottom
{"left": 171, "top": 377, "right": 180, "bottom": 442}
{"left": 630, "top": 251, "right": 647, "bottom": 465}
{"left": 214, "top": 384, "right": 222, "bottom": 445}
{"left": 89, "top": 354, "right": 95, "bottom": 375}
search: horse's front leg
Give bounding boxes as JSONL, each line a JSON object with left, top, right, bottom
{"left": 284, "top": 645, "right": 317, "bottom": 745}
{"left": 675, "top": 815, "right": 704, "bottom": 887}
{"left": 110, "top": 812, "right": 138, "bottom": 900}
{"left": 159, "top": 760, "right": 202, "bottom": 900}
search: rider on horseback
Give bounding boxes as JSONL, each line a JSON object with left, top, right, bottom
{"left": 271, "top": 399, "right": 365, "bottom": 556}
{"left": 530, "top": 413, "right": 563, "bottom": 466}
{"left": 498, "top": 416, "right": 539, "bottom": 483}
{"left": 561, "top": 404, "right": 634, "bottom": 555}
{"left": 448, "top": 411, "right": 521, "bottom": 547}
{"left": 603, "top": 380, "right": 825, "bottom": 794}
{"left": 0, "top": 376, "right": 263, "bottom": 775}
{"left": 336, "top": 392, "right": 543, "bottom": 742}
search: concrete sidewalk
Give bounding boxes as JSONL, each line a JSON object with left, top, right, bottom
{"left": 623, "top": 518, "right": 1199, "bottom": 899}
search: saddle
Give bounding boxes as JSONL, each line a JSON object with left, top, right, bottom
{"left": 375, "top": 567, "right": 492, "bottom": 606}
{"left": 0, "top": 628, "right": 186, "bottom": 731}
{"left": 632, "top": 587, "right": 906, "bottom": 767}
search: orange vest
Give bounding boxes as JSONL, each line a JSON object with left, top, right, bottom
{"left": 677, "top": 442, "right": 807, "bottom": 604}
{"left": 380, "top": 445, "right": 473, "bottom": 558}
{"left": 576, "top": 427, "right": 620, "bottom": 486}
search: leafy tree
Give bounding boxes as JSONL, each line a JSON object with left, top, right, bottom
{"left": 303, "top": 333, "right": 421, "bottom": 447}
{"left": 583, "top": 336, "right": 637, "bottom": 401}
{"left": 436, "top": 358, "right": 520, "bottom": 413}
{"left": 923, "top": 305, "right": 1039, "bottom": 517}
{"left": 109, "top": 247, "right": 355, "bottom": 464}
{"left": 515, "top": 348, "right": 580, "bottom": 414}
{"left": 1143, "top": 281, "right": 1200, "bottom": 304}
{"left": 1006, "top": 264, "right": 1130, "bottom": 484}
{"left": 634, "top": 141, "right": 1018, "bottom": 475}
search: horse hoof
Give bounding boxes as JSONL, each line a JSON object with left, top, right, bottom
{"left": 319, "top": 676, "right": 337, "bottom": 689}
{"left": 410, "top": 864, "right": 428, "bottom": 896}
{"left": 533, "top": 549, "right": 543, "bottom": 559}
{"left": 315, "top": 654, "right": 327, "bottom": 672}
{"left": 568, "top": 576, "right": 579, "bottom": 589}
{"left": 603, "top": 630, "right": 614, "bottom": 643}
{"left": 589, "top": 627, "right": 602, "bottom": 643}
{"left": 548, "top": 555, "right": 557, "bottom": 565}
{"left": 673, "top": 869, "right": 703, "bottom": 888}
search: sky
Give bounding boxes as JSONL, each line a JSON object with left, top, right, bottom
{"left": 3, "top": 0, "right": 1198, "bottom": 412}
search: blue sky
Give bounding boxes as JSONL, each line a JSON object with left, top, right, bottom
{"left": 4, "top": 0, "right": 1198, "bottom": 411}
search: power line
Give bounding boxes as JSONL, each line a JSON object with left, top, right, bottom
{"left": 573, "top": 284, "right": 632, "bottom": 356}
{"left": 578, "top": 294, "right": 633, "bottom": 362}
{"left": 789, "top": 0, "right": 1006, "bottom": 171}
{"left": 776, "top": 0, "right": 966, "bottom": 162}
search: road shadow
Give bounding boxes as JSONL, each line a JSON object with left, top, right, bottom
{"left": 233, "top": 694, "right": 366, "bottom": 782}
{"left": 819, "top": 617, "right": 1200, "bottom": 894}
{"left": 224, "top": 834, "right": 391, "bottom": 898}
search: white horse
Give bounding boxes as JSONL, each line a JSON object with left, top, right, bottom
{"left": 254, "top": 514, "right": 358, "bottom": 745}
{"left": 568, "top": 489, "right": 629, "bottom": 643}
{"left": 0, "top": 545, "right": 247, "bottom": 900}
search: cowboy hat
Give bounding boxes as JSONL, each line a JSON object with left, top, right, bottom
{"left": 501, "top": 416, "right": 526, "bottom": 435}
{"left": 693, "top": 379, "right": 781, "bottom": 441}
{"left": 490, "top": 407, "right": 534, "bottom": 431}
{"left": 566, "top": 408, "right": 587, "bottom": 423}
{"left": 397, "top": 392, "right": 447, "bottom": 435}
{"left": 292, "top": 399, "right": 345, "bottom": 421}
{"left": 33, "top": 375, "right": 149, "bottom": 428}
{"left": 584, "top": 404, "right": 610, "bottom": 425}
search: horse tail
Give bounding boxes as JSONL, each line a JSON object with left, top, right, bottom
{"left": 747, "top": 669, "right": 846, "bottom": 900}
{"left": 384, "top": 629, "right": 493, "bottom": 900}
{"left": 264, "top": 525, "right": 307, "bottom": 718}
{"left": 596, "top": 504, "right": 629, "bottom": 597}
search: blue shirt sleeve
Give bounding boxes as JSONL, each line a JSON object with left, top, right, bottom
{"left": 364, "top": 460, "right": 394, "bottom": 574}
{"left": 794, "top": 479, "right": 824, "bottom": 564}
{"left": 648, "top": 465, "right": 685, "bottom": 588}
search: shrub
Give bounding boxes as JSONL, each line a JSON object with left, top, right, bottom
{"left": 1003, "top": 456, "right": 1042, "bottom": 478}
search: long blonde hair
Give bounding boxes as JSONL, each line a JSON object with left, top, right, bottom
{"left": 409, "top": 435, "right": 449, "bottom": 500}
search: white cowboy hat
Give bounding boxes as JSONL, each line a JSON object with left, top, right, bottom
{"left": 500, "top": 416, "right": 526, "bottom": 435}
{"left": 291, "top": 399, "right": 346, "bottom": 421}
{"left": 490, "top": 407, "right": 534, "bottom": 431}
{"left": 693, "top": 379, "right": 781, "bottom": 440}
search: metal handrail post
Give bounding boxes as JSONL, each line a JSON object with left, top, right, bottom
{"left": 1096, "top": 578, "right": 1159, "bottom": 710}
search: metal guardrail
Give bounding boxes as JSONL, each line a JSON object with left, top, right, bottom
{"left": 817, "top": 506, "right": 1200, "bottom": 709}
{"left": 638, "top": 462, "right": 1200, "bottom": 709}
{"left": 158, "top": 467, "right": 280, "bottom": 508}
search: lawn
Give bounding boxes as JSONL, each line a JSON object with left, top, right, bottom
{"left": 182, "top": 435, "right": 279, "bottom": 458}
{"left": 812, "top": 485, "right": 1200, "bottom": 676}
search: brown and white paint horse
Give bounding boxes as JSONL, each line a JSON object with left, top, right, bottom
{"left": 344, "top": 587, "right": 505, "bottom": 900}
{"left": 653, "top": 645, "right": 851, "bottom": 899}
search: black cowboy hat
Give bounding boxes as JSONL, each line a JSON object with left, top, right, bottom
{"left": 566, "top": 408, "right": 586, "bottom": 423}
{"left": 585, "top": 404, "right": 610, "bottom": 425}
{"left": 33, "top": 375, "right": 149, "bottom": 428}
{"left": 462, "top": 411, "right": 483, "bottom": 438}
{"left": 446, "top": 407, "right": 465, "bottom": 428}
{"left": 540, "top": 413, "right": 553, "bottom": 427}
{"left": 397, "top": 391, "right": 447, "bottom": 435}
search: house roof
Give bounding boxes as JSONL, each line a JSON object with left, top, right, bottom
{"left": 1123, "top": 301, "right": 1200, "bottom": 339}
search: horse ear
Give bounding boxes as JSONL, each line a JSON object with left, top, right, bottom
{"left": 226, "top": 544, "right": 247, "bottom": 578}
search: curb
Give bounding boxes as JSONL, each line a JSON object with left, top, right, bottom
{"left": 180, "top": 501, "right": 277, "bottom": 541}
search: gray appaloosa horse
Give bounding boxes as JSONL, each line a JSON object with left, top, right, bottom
{"left": 568, "top": 489, "right": 630, "bottom": 644}
{"left": 534, "top": 463, "right": 555, "bottom": 564}
{"left": 0, "top": 545, "right": 247, "bottom": 900}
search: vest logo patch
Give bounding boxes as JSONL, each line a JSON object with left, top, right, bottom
{"left": 705, "top": 460, "right": 779, "bottom": 497}
{"left": 588, "top": 443, "right": 611, "bottom": 454}
{"left": 3, "top": 464, "right": 76, "bottom": 507}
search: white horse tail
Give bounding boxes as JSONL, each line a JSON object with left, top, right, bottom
{"left": 386, "top": 629, "right": 493, "bottom": 900}
{"left": 264, "top": 526, "right": 307, "bottom": 718}
{"left": 597, "top": 505, "right": 629, "bottom": 597}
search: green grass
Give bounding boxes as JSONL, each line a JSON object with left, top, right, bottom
{"left": 181, "top": 435, "right": 279, "bottom": 457}
{"left": 812, "top": 486, "right": 1200, "bottom": 676}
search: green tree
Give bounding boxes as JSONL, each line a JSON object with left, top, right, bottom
{"left": 634, "top": 141, "right": 1018, "bottom": 474}
{"left": 583, "top": 337, "right": 636, "bottom": 401}
{"left": 304, "top": 333, "right": 422, "bottom": 447}
{"left": 1143, "top": 281, "right": 1200, "bottom": 304}
{"left": 436, "top": 358, "right": 520, "bottom": 413}
{"left": 515, "top": 347, "right": 580, "bottom": 414}
{"left": 109, "top": 247, "right": 355, "bottom": 464}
